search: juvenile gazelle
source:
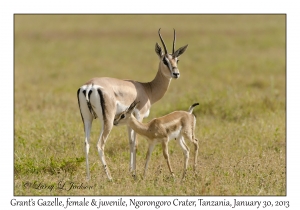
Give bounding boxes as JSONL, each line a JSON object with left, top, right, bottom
{"left": 77, "top": 29, "right": 188, "bottom": 180}
{"left": 113, "top": 101, "right": 199, "bottom": 180}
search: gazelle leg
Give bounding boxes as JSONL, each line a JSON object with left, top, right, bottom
{"left": 128, "top": 125, "right": 140, "bottom": 179}
{"left": 97, "top": 120, "right": 113, "bottom": 180}
{"left": 144, "top": 143, "right": 155, "bottom": 177}
{"left": 162, "top": 140, "right": 174, "bottom": 177}
{"left": 127, "top": 127, "right": 134, "bottom": 172}
{"left": 193, "top": 138, "right": 199, "bottom": 171}
{"left": 78, "top": 88, "right": 93, "bottom": 181}
{"left": 84, "top": 119, "right": 92, "bottom": 180}
{"left": 128, "top": 113, "right": 144, "bottom": 178}
{"left": 177, "top": 136, "right": 190, "bottom": 180}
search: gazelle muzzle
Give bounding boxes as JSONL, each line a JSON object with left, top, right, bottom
{"left": 172, "top": 72, "right": 180, "bottom": 79}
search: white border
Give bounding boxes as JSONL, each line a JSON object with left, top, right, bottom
{"left": 3, "top": 0, "right": 299, "bottom": 209}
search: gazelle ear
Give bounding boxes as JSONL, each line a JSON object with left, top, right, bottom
{"left": 174, "top": 44, "right": 188, "bottom": 58}
{"left": 127, "top": 101, "right": 140, "bottom": 113}
{"left": 155, "top": 43, "right": 163, "bottom": 58}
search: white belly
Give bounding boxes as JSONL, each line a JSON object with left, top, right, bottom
{"left": 168, "top": 128, "right": 181, "bottom": 140}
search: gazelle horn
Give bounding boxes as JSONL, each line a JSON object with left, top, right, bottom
{"left": 172, "top": 28, "right": 176, "bottom": 55}
{"left": 158, "top": 28, "right": 168, "bottom": 55}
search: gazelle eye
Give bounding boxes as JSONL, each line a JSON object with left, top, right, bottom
{"left": 177, "top": 60, "right": 179, "bottom": 64}
{"left": 121, "top": 114, "right": 125, "bottom": 119}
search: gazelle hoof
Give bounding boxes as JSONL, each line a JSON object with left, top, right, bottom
{"left": 132, "top": 174, "right": 137, "bottom": 180}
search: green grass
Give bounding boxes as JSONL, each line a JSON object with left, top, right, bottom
{"left": 14, "top": 14, "right": 286, "bottom": 195}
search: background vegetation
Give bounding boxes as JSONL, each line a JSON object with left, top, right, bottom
{"left": 14, "top": 14, "right": 285, "bottom": 195}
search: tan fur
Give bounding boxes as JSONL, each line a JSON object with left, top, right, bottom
{"left": 77, "top": 29, "right": 188, "bottom": 180}
{"left": 114, "top": 103, "right": 199, "bottom": 180}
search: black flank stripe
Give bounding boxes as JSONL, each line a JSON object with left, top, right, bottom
{"left": 97, "top": 88, "right": 106, "bottom": 122}
{"left": 77, "top": 88, "right": 85, "bottom": 130}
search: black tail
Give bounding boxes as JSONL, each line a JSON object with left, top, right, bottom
{"left": 87, "top": 89, "right": 98, "bottom": 119}
{"left": 188, "top": 103, "right": 199, "bottom": 114}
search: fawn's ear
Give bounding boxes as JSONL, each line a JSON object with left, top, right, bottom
{"left": 127, "top": 101, "right": 140, "bottom": 113}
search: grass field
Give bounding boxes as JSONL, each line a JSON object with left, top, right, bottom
{"left": 14, "top": 14, "right": 286, "bottom": 195}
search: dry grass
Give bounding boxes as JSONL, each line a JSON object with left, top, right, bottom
{"left": 14, "top": 14, "right": 285, "bottom": 195}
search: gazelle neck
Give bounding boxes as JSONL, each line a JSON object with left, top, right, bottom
{"left": 144, "top": 64, "right": 172, "bottom": 104}
{"left": 128, "top": 114, "right": 149, "bottom": 136}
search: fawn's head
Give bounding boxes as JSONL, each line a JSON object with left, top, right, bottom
{"left": 113, "top": 101, "right": 139, "bottom": 126}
